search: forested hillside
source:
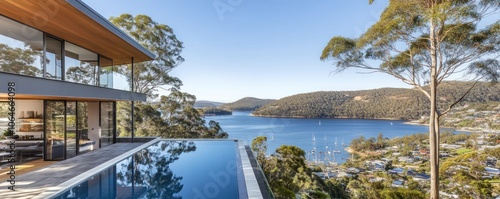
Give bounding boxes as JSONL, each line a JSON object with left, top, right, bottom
{"left": 253, "top": 82, "right": 500, "bottom": 120}
{"left": 199, "top": 107, "right": 232, "bottom": 116}
{"left": 220, "top": 97, "right": 276, "bottom": 111}
{"left": 193, "top": 100, "right": 224, "bottom": 108}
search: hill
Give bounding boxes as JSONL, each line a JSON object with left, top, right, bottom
{"left": 220, "top": 97, "right": 276, "bottom": 111}
{"left": 253, "top": 81, "right": 500, "bottom": 120}
{"left": 194, "top": 100, "right": 224, "bottom": 108}
{"left": 199, "top": 107, "right": 232, "bottom": 116}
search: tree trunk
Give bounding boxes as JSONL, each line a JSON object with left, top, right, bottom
{"left": 429, "top": 19, "right": 440, "bottom": 199}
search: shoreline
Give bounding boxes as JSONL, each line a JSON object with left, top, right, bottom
{"left": 250, "top": 113, "right": 405, "bottom": 121}
{"left": 404, "top": 121, "right": 499, "bottom": 133}
{"left": 345, "top": 147, "right": 368, "bottom": 157}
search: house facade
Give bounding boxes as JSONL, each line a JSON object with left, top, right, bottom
{"left": 0, "top": 0, "right": 152, "bottom": 161}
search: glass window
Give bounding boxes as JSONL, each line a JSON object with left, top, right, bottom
{"left": 0, "top": 102, "right": 8, "bottom": 132}
{"left": 0, "top": 15, "right": 43, "bottom": 77}
{"left": 78, "top": 102, "right": 95, "bottom": 153}
{"left": 100, "top": 102, "right": 115, "bottom": 148}
{"left": 66, "top": 101, "right": 77, "bottom": 159}
{"left": 99, "top": 56, "right": 113, "bottom": 88}
{"left": 65, "top": 42, "right": 98, "bottom": 85}
{"left": 113, "top": 64, "right": 131, "bottom": 91}
{"left": 45, "top": 101, "right": 65, "bottom": 160}
{"left": 45, "top": 36, "right": 62, "bottom": 80}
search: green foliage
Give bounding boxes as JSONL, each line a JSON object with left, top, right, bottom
{"left": 117, "top": 88, "right": 228, "bottom": 139}
{"left": 379, "top": 188, "right": 426, "bottom": 199}
{"left": 484, "top": 147, "right": 500, "bottom": 159}
{"left": 199, "top": 107, "right": 232, "bottom": 116}
{"left": 3, "top": 128, "right": 13, "bottom": 137}
{"left": 251, "top": 136, "right": 268, "bottom": 168}
{"left": 110, "top": 14, "right": 228, "bottom": 139}
{"left": 251, "top": 137, "right": 343, "bottom": 198}
{"left": 0, "top": 43, "right": 42, "bottom": 77}
{"left": 220, "top": 97, "right": 275, "bottom": 111}
{"left": 110, "top": 14, "right": 184, "bottom": 98}
{"left": 456, "top": 148, "right": 473, "bottom": 155}
{"left": 440, "top": 131, "right": 472, "bottom": 144}
{"left": 254, "top": 81, "right": 500, "bottom": 120}
{"left": 321, "top": 1, "right": 500, "bottom": 197}
{"left": 350, "top": 133, "right": 388, "bottom": 152}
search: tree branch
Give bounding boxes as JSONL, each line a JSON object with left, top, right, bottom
{"left": 438, "top": 80, "right": 478, "bottom": 117}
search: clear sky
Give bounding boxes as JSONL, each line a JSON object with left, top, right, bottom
{"left": 84, "top": 0, "right": 416, "bottom": 102}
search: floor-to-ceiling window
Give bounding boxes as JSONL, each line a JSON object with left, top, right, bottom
{"left": 45, "top": 36, "right": 63, "bottom": 80}
{"left": 45, "top": 101, "right": 65, "bottom": 160}
{"left": 66, "top": 101, "right": 77, "bottom": 159}
{"left": 78, "top": 102, "right": 97, "bottom": 153}
{"left": 46, "top": 100, "right": 111, "bottom": 160}
{"left": 65, "top": 42, "right": 98, "bottom": 85}
{"left": 0, "top": 15, "right": 44, "bottom": 77}
{"left": 100, "top": 102, "right": 115, "bottom": 148}
{"left": 99, "top": 56, "right": 113, "bottom": 88}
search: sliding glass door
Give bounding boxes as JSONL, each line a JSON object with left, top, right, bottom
{"left": 100, "top": 102, "right": 115, "bottom": 147}
{"left": 45, "top": 100, "right": 113, "bottom": 160}
{"left": 66, "top": 101, "right": 77, "bottom": 159}
{"left": 45, "top": 101, "right": 65, "bottom": 160}
{"left": 78, "top": 102, "right": 93, "bottom": 153}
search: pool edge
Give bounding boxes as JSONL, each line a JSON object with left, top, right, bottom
{"left": 33, "top": 138, "right": 161, "bottom": 199}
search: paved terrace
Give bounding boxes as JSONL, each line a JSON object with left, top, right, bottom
{"left": 0, "top": 139, "right": 159, "bottom": 199}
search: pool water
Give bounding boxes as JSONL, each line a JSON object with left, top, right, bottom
{"left": 53, "top": 140, "right": 242, "bottom": 199}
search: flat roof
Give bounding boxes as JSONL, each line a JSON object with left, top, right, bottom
{"left": 0, "top": 0, "right": 155, "bottom": 65}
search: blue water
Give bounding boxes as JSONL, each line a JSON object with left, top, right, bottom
{"left": 55, "top": 140, "right": 240, "bottom": 199}
{"left": 206, "top": 112, "right": 432, "bottom": 164}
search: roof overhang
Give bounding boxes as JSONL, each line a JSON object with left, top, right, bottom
{"left": 0, "top": 0, "right": 155, "bottom": 65}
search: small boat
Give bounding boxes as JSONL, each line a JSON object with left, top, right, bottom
{"left": 333, "top": 137, "right": 341, "bottom": 153}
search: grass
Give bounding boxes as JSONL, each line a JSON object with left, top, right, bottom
{"left": 455, "top": 148, "right": 473, "bottom": 155}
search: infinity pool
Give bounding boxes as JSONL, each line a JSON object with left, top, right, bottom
{"left": 52, "top": 140, "right": 244, "bottom": 199}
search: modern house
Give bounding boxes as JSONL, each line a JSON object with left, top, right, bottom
{"left": 0, "top": 1, "right": 269, "bottom": 198}
{"left": 0, "top": 0, "right": 151, "bottom": 161}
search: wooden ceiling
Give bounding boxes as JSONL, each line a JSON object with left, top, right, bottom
{"left": 0, "top": 0, "right": 154, "bottom": 65}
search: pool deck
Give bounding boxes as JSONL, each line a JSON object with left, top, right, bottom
{"left": 0, "top": 139, "right": 158, "bottom": 199}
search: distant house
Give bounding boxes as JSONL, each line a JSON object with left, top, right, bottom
{"left": 486, "top": 157, "right": 497, "bottom": 167}
{"left": 419, "top": 149, "right": 429, "bottom": 155}
{"left": 346, "top": 167, "right": 364, "bottom": 174}
{"left": 369, "top": 177, "right": 384, "bottom": 183}
{"left": 392, "top": 179, "right": 405, "bottom": 188}
{"left": 412, "top": 174, "right": 431, "bottom": 182}
{"left": 398, "top": 156, "right": 414, "bottom": 163}
{"left": 485, "top": 167, "right": 500, "bottom": 176}
{"left": 365, "top": 160, "right": 387, "bottom": 171}
{"left": 388, "top": 167, "right": 405, "bottom": 175}
{"left": 440, "top": 152, "right": 450, "bottom": 157}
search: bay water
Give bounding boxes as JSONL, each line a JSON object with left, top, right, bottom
{"left": 205, "top": 111, "right": 432, "bottom": 164}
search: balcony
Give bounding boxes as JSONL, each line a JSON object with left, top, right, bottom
{"left": 0, "top": 14, "right": 143, "bottom": 93}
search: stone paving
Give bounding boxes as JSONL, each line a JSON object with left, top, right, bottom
{"left": 0, "top": 139, "right": 158, "bottom": 199}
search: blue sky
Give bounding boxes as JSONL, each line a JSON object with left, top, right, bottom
{"left": 84, "top": 0, "right": 416, "bottom": 102}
